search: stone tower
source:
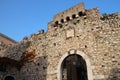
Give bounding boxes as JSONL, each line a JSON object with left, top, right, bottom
{"left": 0, "top": 2, "right": 120, "bottom": 80}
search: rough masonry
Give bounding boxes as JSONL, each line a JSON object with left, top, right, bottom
{"left": 0, "top": 2, "right": 120, "bottom": 80}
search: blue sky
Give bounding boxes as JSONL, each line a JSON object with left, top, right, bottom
{"left": 0, "top": 0, "right": 120, "bottom": 42}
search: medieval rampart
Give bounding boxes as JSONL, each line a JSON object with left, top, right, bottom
{"left": 0, "top": 2, "right": 120, "bottom": 80}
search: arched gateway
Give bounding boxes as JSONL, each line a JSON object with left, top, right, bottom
{"left": 57, "top": 50, "right": 93, "bottom": 80}
{"left": 4, "top": 76, "right": 14, "bottom": 80}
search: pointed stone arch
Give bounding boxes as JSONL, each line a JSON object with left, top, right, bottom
{"left": 57, "top": 50, "right": 93, "bottom": 80}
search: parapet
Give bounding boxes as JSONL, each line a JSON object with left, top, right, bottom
{"left": 53, "top": 2, "right": 85, "bottom": 23}
{"left": 47, "top": 2, "right": 100, "bottom": 31}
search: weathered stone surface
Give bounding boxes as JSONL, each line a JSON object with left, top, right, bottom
{"left": 0, "top": 2, "right": 120, "bottom": 80}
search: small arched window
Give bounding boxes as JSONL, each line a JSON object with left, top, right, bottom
{"left": 66, "top": 16, "right": 70, "bottom": 21}
{"left": 78, "top": 11, "right": 84, "bottom": 16}
{"left": 54, "top": 21, "right": 59, "bottom": 27}
{"left": 72, "top": 14, "right": 76, "bottom": 19}
{"left": 55, "top": 21, "right": 59, "bottom": 25}
{"left": 61, "top": 19, "right": 64, "bottom": 23}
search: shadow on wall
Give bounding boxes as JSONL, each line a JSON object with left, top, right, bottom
{"left": 0, "top": 40, "right": 48, "bottom": 80}
{"left": 20, "top": 55, "right": 48, "bottom": 80}
{"left": 108, "top": 67, "right": 120, "bottom": 80}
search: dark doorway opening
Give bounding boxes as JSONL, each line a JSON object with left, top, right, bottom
{"left": 4, "top": 76, "right": 15, "bottom": 80}
{"left": 62, "top": 54, "right": 88, "bottom": 80}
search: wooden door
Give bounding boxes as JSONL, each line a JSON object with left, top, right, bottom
{"left": 62, "top": 54, "right": 88, "bottom": 80}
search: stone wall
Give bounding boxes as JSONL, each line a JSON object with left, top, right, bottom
{"left": 0, "top": 2, "right": 120, "bottom": 80}
{"left": 53, "top": 2, "right": 85, "bottom": 22}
